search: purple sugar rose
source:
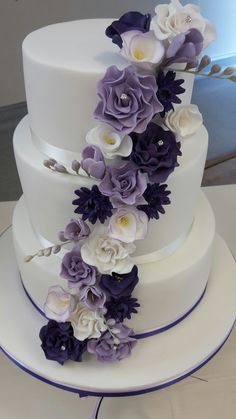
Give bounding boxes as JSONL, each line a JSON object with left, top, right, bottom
{"left": 87, "top": 323, "right": 137, "bottom": 362}
{"left": 106, "top": 11, "right": 151, "bottom": 48}
{"left": 81, "top": 145, "right": 106, "bottom": 179}
{"left": 59, "top": 219, "right": 90, "bottom": 242}
{"left": 80, "top": 285, "right": 106, "bottom": 310}
{"left": 166, "top": 28, "right": 204, "bottom": 69}
{"left": 39, "top": 320, "right": 87, "bottom": 364}
{"left": 99, "top": 163, "right": 147, "bottom": 208}
{"left": 100, "top": 265, "right": 139, "bottom": 299}
{"left": 94, "top": 65, "right": 163, "bottom": 135}
{"left": 60, "top": 246, "right": 97, "bottom": 289}
{"left": 126, "top": 122, "right": 182, "bottom": 183}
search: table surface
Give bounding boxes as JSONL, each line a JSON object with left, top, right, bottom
{"left": 0, "top": 185, "right": 236, "bottom": 419}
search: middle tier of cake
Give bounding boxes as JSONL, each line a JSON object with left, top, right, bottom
{"left": 13, "top": 190, "right": 215, "bottom": 335}
{"left": 14, "top": 115, "right": 208, "bottom": 261}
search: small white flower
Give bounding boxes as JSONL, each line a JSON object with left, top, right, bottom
{"left": 165, "top": 104, "right": 203, "bottom": 138}
{"left": 44, "top": 285, "right": 77, "bottom": 322}
{"left": 120, "top": 30, "right": 165, "bottom": 70}
{"left": 70, "top": 303, "right": 107, "bottom": 341}
{"left": 109, "top": 207, "right": 148, "bottom": 243}
{"left": 86, "top": 124, "right": 132, "bottom": 159}
{"left": 81, "top": 234, "right": 135, "bottom": 275}
{"left": 151, "top": 0, "right": 216, "bottom": 48}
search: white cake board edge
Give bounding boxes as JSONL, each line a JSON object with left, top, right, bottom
{"left": 0, "top": 227, "right": 236, "bottom": 398}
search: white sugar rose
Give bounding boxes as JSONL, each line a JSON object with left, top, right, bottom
{"left": 81, "top": 234, "right": 136, "bottom": 275}
{"left": 120, "top": 30, "right": 165, "bottom": 70}
{"left": 165, "top": 104, "right": 203, "bottom": 138}
{"left": 151, "top": 0, "right": 216, "bottom": 48}
{"left": 70, "top": 303, "right": 107, "bottom": 341}
{"left": 109, "top": 207, "right": 148, "bottom": 243}
{"left": 43, "top": 285, "right": 77, "bottom": 323}
{"left": 86, "top": 124, "right": 132, "bottom": 159}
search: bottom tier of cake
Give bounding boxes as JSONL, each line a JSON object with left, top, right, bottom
{"left": 13, "top": 190, "right": 215, "bottom": 335}
{"left": 1, "top": 227, "right": 236, "bottom": 396}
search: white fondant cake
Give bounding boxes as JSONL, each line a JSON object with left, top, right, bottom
{"left": 12, "top": 2, "right": 227, "bottom": 366}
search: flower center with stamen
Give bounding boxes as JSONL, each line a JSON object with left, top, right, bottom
{"left": 105, "top": 136, "right": 116, "bottom": 145}
{"left": 119, "top": 216, "right": 129, "bottom": 227}
{"left": 134, "top": 50, "right": 145, "bottom": 60}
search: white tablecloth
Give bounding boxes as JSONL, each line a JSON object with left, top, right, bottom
{"left": 0, "top": 185, "right": 236, "bottom": 419}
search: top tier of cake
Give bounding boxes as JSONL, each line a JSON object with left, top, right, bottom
{"left": 23, "top": 19, "right": 194, "bottom": 157}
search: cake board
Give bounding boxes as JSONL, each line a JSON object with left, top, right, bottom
{"left": 0, "top": 227, "right": 236, "bottom": 418}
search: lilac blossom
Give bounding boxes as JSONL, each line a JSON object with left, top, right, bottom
{"left": 59, "top": 219, "right": 90, "bottom": 242}
{"left": 80, "top": 285, "right": 106, "bottom": 311}
{"left": 81, "top": 145, "right": 106, "bottom": 179}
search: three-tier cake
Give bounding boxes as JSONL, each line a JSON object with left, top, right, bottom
{"left": 11, "top": 1, "right": 234, "bottom": 367}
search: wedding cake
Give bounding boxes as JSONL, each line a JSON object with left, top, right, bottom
{"left": 12, "top": 1, "right": 223, "bottom": 364}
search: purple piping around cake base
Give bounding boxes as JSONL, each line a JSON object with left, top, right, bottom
{"left": 134, "top": 285, "right": 207, "bottom": 339}
{"left": 20, "top": 275, "right": 207, "bottom": 340}
{"left": 0, "top": 320, "right": 235, "bottom": 400}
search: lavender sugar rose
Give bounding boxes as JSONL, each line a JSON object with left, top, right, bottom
{"left": 99, "top": 163, "right": 147, "bottom": 208}
{"left": 60, "top": 246, "right": 97, "bottom": 289}
{"left": 94, "top": 65, "right": 163, "bottom": 135}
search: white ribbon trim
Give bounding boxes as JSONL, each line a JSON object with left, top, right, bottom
{"left": 133, "top": 223, "right": 192, "bottom": 264}
{"left": 31, "top": 128, "right": 81, "bottom": 166}
{"left": 35, "top": 223, "right": 192, "bottom": 265}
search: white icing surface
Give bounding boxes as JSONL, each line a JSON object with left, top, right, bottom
{"left": 23, "top": 19, "right": 194, "bottom": 154}
{"left": 14, "top": 116, "right": 208, "bottom": 257}
{"left": 13, "top": 192, "right": 215, "bottom": 333}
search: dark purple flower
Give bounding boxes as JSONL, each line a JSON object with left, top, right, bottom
{"left": 137, "top": 183, "right": 171, "bottom": 220}
{"left": 80, "top": 285, "right": 106, "bottom": 310}
{"left": 59, "top": 219, "right": 90, "bottom": 242}
{"left": 99, "top": 163, "right": 147, "bottom": 208}
{"left": 81, "top": 145, "right": 106, "bottom": 179}
{"left": 87, "top": 323, "right": 137, "bottom": 362}
{"left": 105, "top": 296, "right": 140, "bottom": 322}
{"left": 106, "top": 12, "right": 151, "bottom": 48}
{"left": 39, "top": 320, "right": 87, "bottom": 364}
{"left": 127, "top": 122, "right": 181, "bottom": 183}
{"left": 73, "top": 185, "right": 113, "bottom": 224}
{"left": 100, "top": 265, "right": 138, "bottom": 299}
{"left": 60, "top": 246, "right": 97, "bottom": 289}
{"left": 156, "top": 70, "right": 185, "bottom": 117}
{"left": 94, "top": 65, "right": 163, "bottom": 135}
{"left": 166, "top": 29, "right": 204, "bottom": 69}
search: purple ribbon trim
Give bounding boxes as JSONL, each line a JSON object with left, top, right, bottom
{"left": 134, "top": 286, "right": 207, "bottom": 339}
{"left": 20, "top": 276, "right": 207, "bottom": 340}
{"left": 0, "top": 321, "right": 234, "bottom": 399}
